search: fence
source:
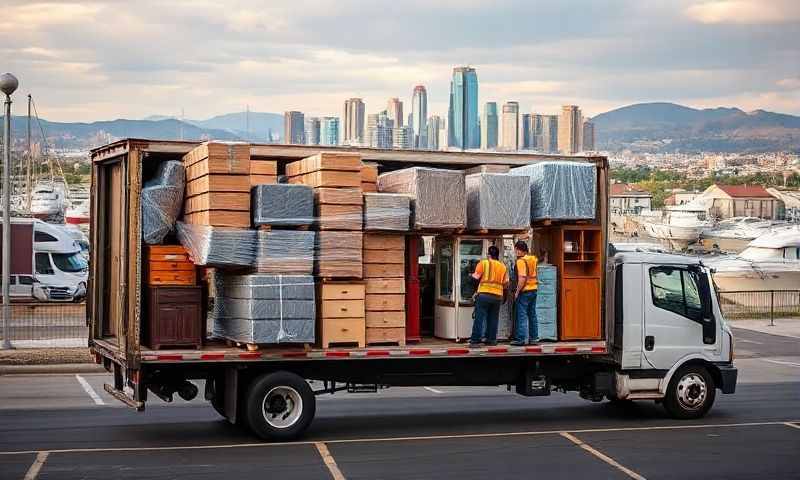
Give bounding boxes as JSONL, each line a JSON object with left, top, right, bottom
{"left": 0, "top": 302, "right": 88, "bottom": 348}
{"left": 717, "top": 290, "right": 800, "bottom": 323}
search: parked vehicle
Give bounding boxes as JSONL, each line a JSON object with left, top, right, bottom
{"left": 88, "top": 139, "right": 737, "bottom": 441}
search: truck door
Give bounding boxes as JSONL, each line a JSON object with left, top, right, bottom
{"left": 643, "top": 264, "right": 718, "bottom": 369}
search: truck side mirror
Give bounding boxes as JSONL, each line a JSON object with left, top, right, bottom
{"left": 692, "top": 268, "right": 716, "bottom": 345}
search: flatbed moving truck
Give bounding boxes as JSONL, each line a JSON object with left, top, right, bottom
{"left": 88, "top": 139, "right": 737, "bottom": 440}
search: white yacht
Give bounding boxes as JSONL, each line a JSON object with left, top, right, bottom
{"left": 638, "top": 210, "right": 709, "bottom": 248}
{"left": 701, "top": 217, "right": 789, "bottom": 253}
{"left": 709, "top": 226, "right": 800, "bottom": 302}
{"left": 30, "top": 182, "right": 66, "bottom": 219}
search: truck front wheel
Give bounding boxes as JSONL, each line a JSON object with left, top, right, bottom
{"left": 663, "top": 365, "right": 716, "bottom": 419}
{"left": 244, "top": 371, "right": 315, "bottom": 441}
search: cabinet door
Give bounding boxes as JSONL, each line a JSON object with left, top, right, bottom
{"left": 178, "top": 304, "right": 201, "bottom": 344}
{"left": 155, "top": 305, "right": 181, "bottom": 344}
{"left": 562, "top": 278, "right": 601, "bottom": 340}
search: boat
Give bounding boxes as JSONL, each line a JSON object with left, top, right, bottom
{"left": 708, "top": 226, "right": 800, "bottom": 306}
{"left": 637, "top": 210, "right": 709, "bottom": 249}
{"left": 29, "top": 181, "right": 66, "bottom": 220}
{"left": 700, "top": 217, "right": 789, "bottom": 253}
{"left": 65, "top": 199, "right": 90, "bottom": 225}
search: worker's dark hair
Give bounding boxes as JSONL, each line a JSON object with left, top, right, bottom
{"left": 488, "top": 245, "right": 500, "bottom": 259}
{"left": 514, "top": 241, "right": 529, "bottom": 253}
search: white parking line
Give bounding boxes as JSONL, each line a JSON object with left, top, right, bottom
{"left": 23, "top": 452, "right": 49, "bottom": 480}
{"left": 761, "top": 359, "right": 800, "bottom": 368}
{"left": 735, "top": 339, "right": 763, "bottom": 345}
{"left": 315, "top": 442, "right": 346, "bottom": 480}
{"left": 75, "top": 375, "right": 105, "bottom": 405}
{"left": 561, "top": 432, "right": 646, "bottom": 480}
{"left": 0, "top": 420, "right": 796, "bottom": 456}
{"left": 423, "top": 387, "right": 444, "bottom": 394}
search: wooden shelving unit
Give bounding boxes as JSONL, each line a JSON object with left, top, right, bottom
{"left": 534, "top": 225, "right": 603, "bottom": 340}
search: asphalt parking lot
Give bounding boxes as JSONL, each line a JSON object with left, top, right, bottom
{"left": 0, "top": 326, "right": 798, "bottom": 480}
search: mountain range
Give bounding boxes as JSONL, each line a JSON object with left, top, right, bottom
{"left": 4, "top": 102, "right": 799, "bottom": 154}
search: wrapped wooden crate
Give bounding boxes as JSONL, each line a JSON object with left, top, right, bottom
{"left": 182, "top": 141, "right": 251, "bottom": 228}
{"left": 363, "top": 193, "right": 411, "bottom": 231}
{"left": 254, "top": 230, "right": 314, "bottom": 275}
{"left": 212, "top": 273, "right": 316, "bottom": 345}
{"left": 251, "top": 184, "right": 314, "bottom": 227}
{"left": 314, "top": 231, "right": 363, "bottom": 278}
{"left": 175, "top": 222, "right": 256, "bottom": 267}
{"left": 317, "top": 281, "right": 365, "bottom": 348}
{"left": 377, "top": 167, "right": 466, "bottom": 230}
{"left": 314, "top": 188, "right": 363, "bottom": 231}
{"left": 510, "top": 161, "right": 597, "bottom": 221}
{"left": 465, "top": 173, "right": 530, "bottom": 231}
{"left": 142, "top": 160, "right": 185, "bottom": 245}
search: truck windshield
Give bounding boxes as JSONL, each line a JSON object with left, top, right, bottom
{"left": 52, "top": 252, "right": 88, "bottom": 273}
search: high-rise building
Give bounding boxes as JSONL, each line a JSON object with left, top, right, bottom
{"left": 304, "top": 117, "right": 320, "bottom": 145}
{"left": 284, "top": 111, "right": 305, "bottom": 145}
{"left": 519, "top": 113, "right": 532, "bottom": 150}
{"left": 540, "top": 115, "right": 558, "bottom": 153}
{"left": 448, "top": 66, "right": 479, "bottom": 150}
{"left": 320, "top": 117, "right": 340, "bottom": 146}
{"left": 481, "top": 102, "right": 498, "bottom": 150}
{"left": 426, "top": 115, "right": 443, "bottom": 151}
{"left": 558, "top": 105, "right": 582, "bottom": 155}
{"left": 530, "top": 114, "right": 544, "bottom": 151}
{"left": 501, "top": 101, "right": 520, "bottom": 151}
{"left": 582, "top": 119, "right": 595, "bottom": 151}
{"left": 411, "top": 85, "right": 428, "bottom": 149}
{"left": 343, "top": 98, "right": 365, "bottom": 145}
{"left": 366, "top": 112, "right": 393, "bottom": 149}
{"left": 392, "top": 126, "right": 413, "bottom": 150}
{"left": 387, "top": 98, "right": 404, "bottom": 128}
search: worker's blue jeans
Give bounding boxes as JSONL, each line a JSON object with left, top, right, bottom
{"left": 514, "top": 290, "right": 538, "bottom": 342}
{"left": 471, "top": 293, "right": 502, "bottom": 344}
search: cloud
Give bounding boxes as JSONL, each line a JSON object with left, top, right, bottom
{"left": 685, "top": 0, "right": 800, "bottom": 24}
{"left": 777, "top": 77, "right": 800, "bottom": 89}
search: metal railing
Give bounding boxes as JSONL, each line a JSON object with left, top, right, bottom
{"left": 717, "top": 290, "right": 800, "bottom": 325}
{"left": 0, "top": 302, "right": 87, "bottom": 348}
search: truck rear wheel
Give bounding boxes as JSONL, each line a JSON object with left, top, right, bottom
{"left": 244, "top": 371, "right": 315, "bottom": 441}
{"left": 663, "top": 365, "right": 716, "bottom": 419}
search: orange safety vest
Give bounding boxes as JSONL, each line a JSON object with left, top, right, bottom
{"left": 476, "top": 259, "right": 507, "bottom": 297}
{"left": 516, "top": 255, "right": 538, "bottom": 291}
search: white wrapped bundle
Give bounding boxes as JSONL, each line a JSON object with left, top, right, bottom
{"left": 254, "top": 230, "right": 315, "bottom": 274}
{"left": 251, "top": 183, "right": 314, "bottom": 227}
{"left": 175, "top": 222, "right": 256, "bottom": 267}
{"left": 465, "top": 173, "right": 530, "bottom": 230}
{"left": 377, "top": 167, "right": 466, "bottom": 230}
{"left": 142, "top": 160, "right": 185, "bottom": 244}
{"left": 363, "top": 193, "right": 411, "bottom": 231}
{"left": 510, "top": 161, "right": 597, "bottom": 221}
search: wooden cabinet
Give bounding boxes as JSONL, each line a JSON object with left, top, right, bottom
{"left": 534, "top": 225, "right": 603, "bottom": 340}
{"left": 146, "top": 286, "right": 202, "bottom": 349}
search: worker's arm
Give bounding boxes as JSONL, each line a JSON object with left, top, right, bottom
{"left": 515, "top": 260, "right": 527, "bottom": 298}
{"left": 471, "top": 261, "right": 483, "bottom": 282}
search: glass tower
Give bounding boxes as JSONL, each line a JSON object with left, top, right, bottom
{"left": 448, "top": 67, "right": 479, "bottom": 150}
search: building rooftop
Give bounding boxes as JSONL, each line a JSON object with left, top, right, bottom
{"left": 610, "top": 183, "right": 652, "bottom": 197}
{"left": 715, "top": 184, "right": 774, "bottom": 198}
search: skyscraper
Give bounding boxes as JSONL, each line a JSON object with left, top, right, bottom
{"left": 558, "top": 105, "right": 582, "bottom": 155}
{"left": 284, "top": 111, "right": 305, "bottom": 145}
{"left": 387, "top": 98, "right": 404, "bottom": 128}
{"left": 343, "top": 98, "right": 365, "bottom": 145}
{"left": 366, "top": 112, "right": 393, "bottom": 149}
{"left": 519, "top": 113, "right": 532, "bottom": 150}
{"left": 540, "top": 114, "right": 558, "bottom": 153}
{"left": 530, "top": 114, "right": 544, "bottom": 151}
{"left": 481, "top": 102, "right": 498, "bottom": 150}
{"left": 392, "top": 126, "right": 413, "bottom": 149}
{"left": 320, "top": 117, "right": 340, "bottom": 146}
{"left": 411, "top": 85, "right": 428, "bottom": 149}
{"left": 448, "top": 66, "right": 479, "bottom": 150}
{"left": 582, "top": 119, "right": 595, "bottom": 151}
{"left": 501, "top": 101, "right": 520, "bottom": 151}
{"left": 426, "top": 115, "right": 443, "bottom": 151}
{"left": 304, "top": 117, "right": 320, "bottom": 145}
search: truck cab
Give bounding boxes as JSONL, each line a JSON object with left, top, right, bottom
{"left": 608, "top": 250, "right": 737, "bottom": 418}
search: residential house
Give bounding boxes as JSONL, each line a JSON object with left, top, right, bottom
{"left": 704, "top": 184, "right": 781, "bottom": 220}
{"left": 610, "top": 183, "right": 652, "bottom": 213}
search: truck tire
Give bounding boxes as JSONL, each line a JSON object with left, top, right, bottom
{"left": 663, "top": 365, "right": 716, "bottom": 419}
{"left": 244, "top": 371, "right": 315, "bottom": 441}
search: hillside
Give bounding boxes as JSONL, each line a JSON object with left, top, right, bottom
{"left": 593, "top": 102, "right": 800, "bottom": 153}
{"left": 145, "top": 111, "right": 284, "bottom": 142}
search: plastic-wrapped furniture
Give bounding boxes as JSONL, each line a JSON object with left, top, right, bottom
{"left": 510, "top": 161, "right": 596, "bottom": 221}
{"left": 141, "top": 160, "right": 185, "bottom": 244}
{"left": 465, "top": 173, "right": 530, "bottom": 230}
{"left": 363, "top": 193, "right": 411, "bottom": 231}
{"left": 377, "top": 167, "right": 466, "bottom": 230}
{"left": 175, "top": 222, "right": 256, "bottom": 267}
{"left": 251, "top": 183, "right": 314, "bottom": 227}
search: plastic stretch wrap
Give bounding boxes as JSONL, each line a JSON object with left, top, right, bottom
{"left": 465, "top": 173, "right": 530, "bottom": 230}
{"left": 255, "top": 230, "right": 315, "bottom": 274}
{"left": 377, "top": 167, "right": 466, "bottom": 230}
{"left": 251, "top": 183, "right": 314, "bottom": 227}
{"left": 175, "top": 222, "right": 256, "bottom": 267}
{"left": 212, "top": 273, "right": 315, "bottom": 344}
{"left": 141, "top": 161, "right": 185, "bottom": 244}
{"left": 510, "top": 161, "right": 596, "bottom": 221}
{"left": 363, "top": 193, "right": 411, "bottom": 231}
{"left": 534, "top": 264, "right": 558, "bottom": 341}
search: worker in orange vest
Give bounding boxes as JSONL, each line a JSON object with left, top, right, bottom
{"left": 511, "top": 240, "right": 538, "bottom": 346}
{"left": 469, "top": 245, "right": 509, "bottom": 347}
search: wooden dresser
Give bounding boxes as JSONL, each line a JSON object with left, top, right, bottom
{"left": 146, "top": 286, "right": 203, "bottom": 349}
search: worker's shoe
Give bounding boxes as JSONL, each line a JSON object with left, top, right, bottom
{"left": 510, "top": 341, "right": 526, "bottom": 346}
{"left": 468, "top": 342, "right": 482, "bottom": 348}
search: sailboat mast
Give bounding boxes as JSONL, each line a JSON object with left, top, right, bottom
{"left": 26, "top": 94, "right": 31, "bottom": 210}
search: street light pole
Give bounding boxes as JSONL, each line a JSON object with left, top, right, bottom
{"left": 1, "top": 72, "right": 19, "bottom": 350}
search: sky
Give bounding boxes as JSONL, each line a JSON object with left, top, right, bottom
{"left": 1, "top": 0, "right": 799, "bottom": 122}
